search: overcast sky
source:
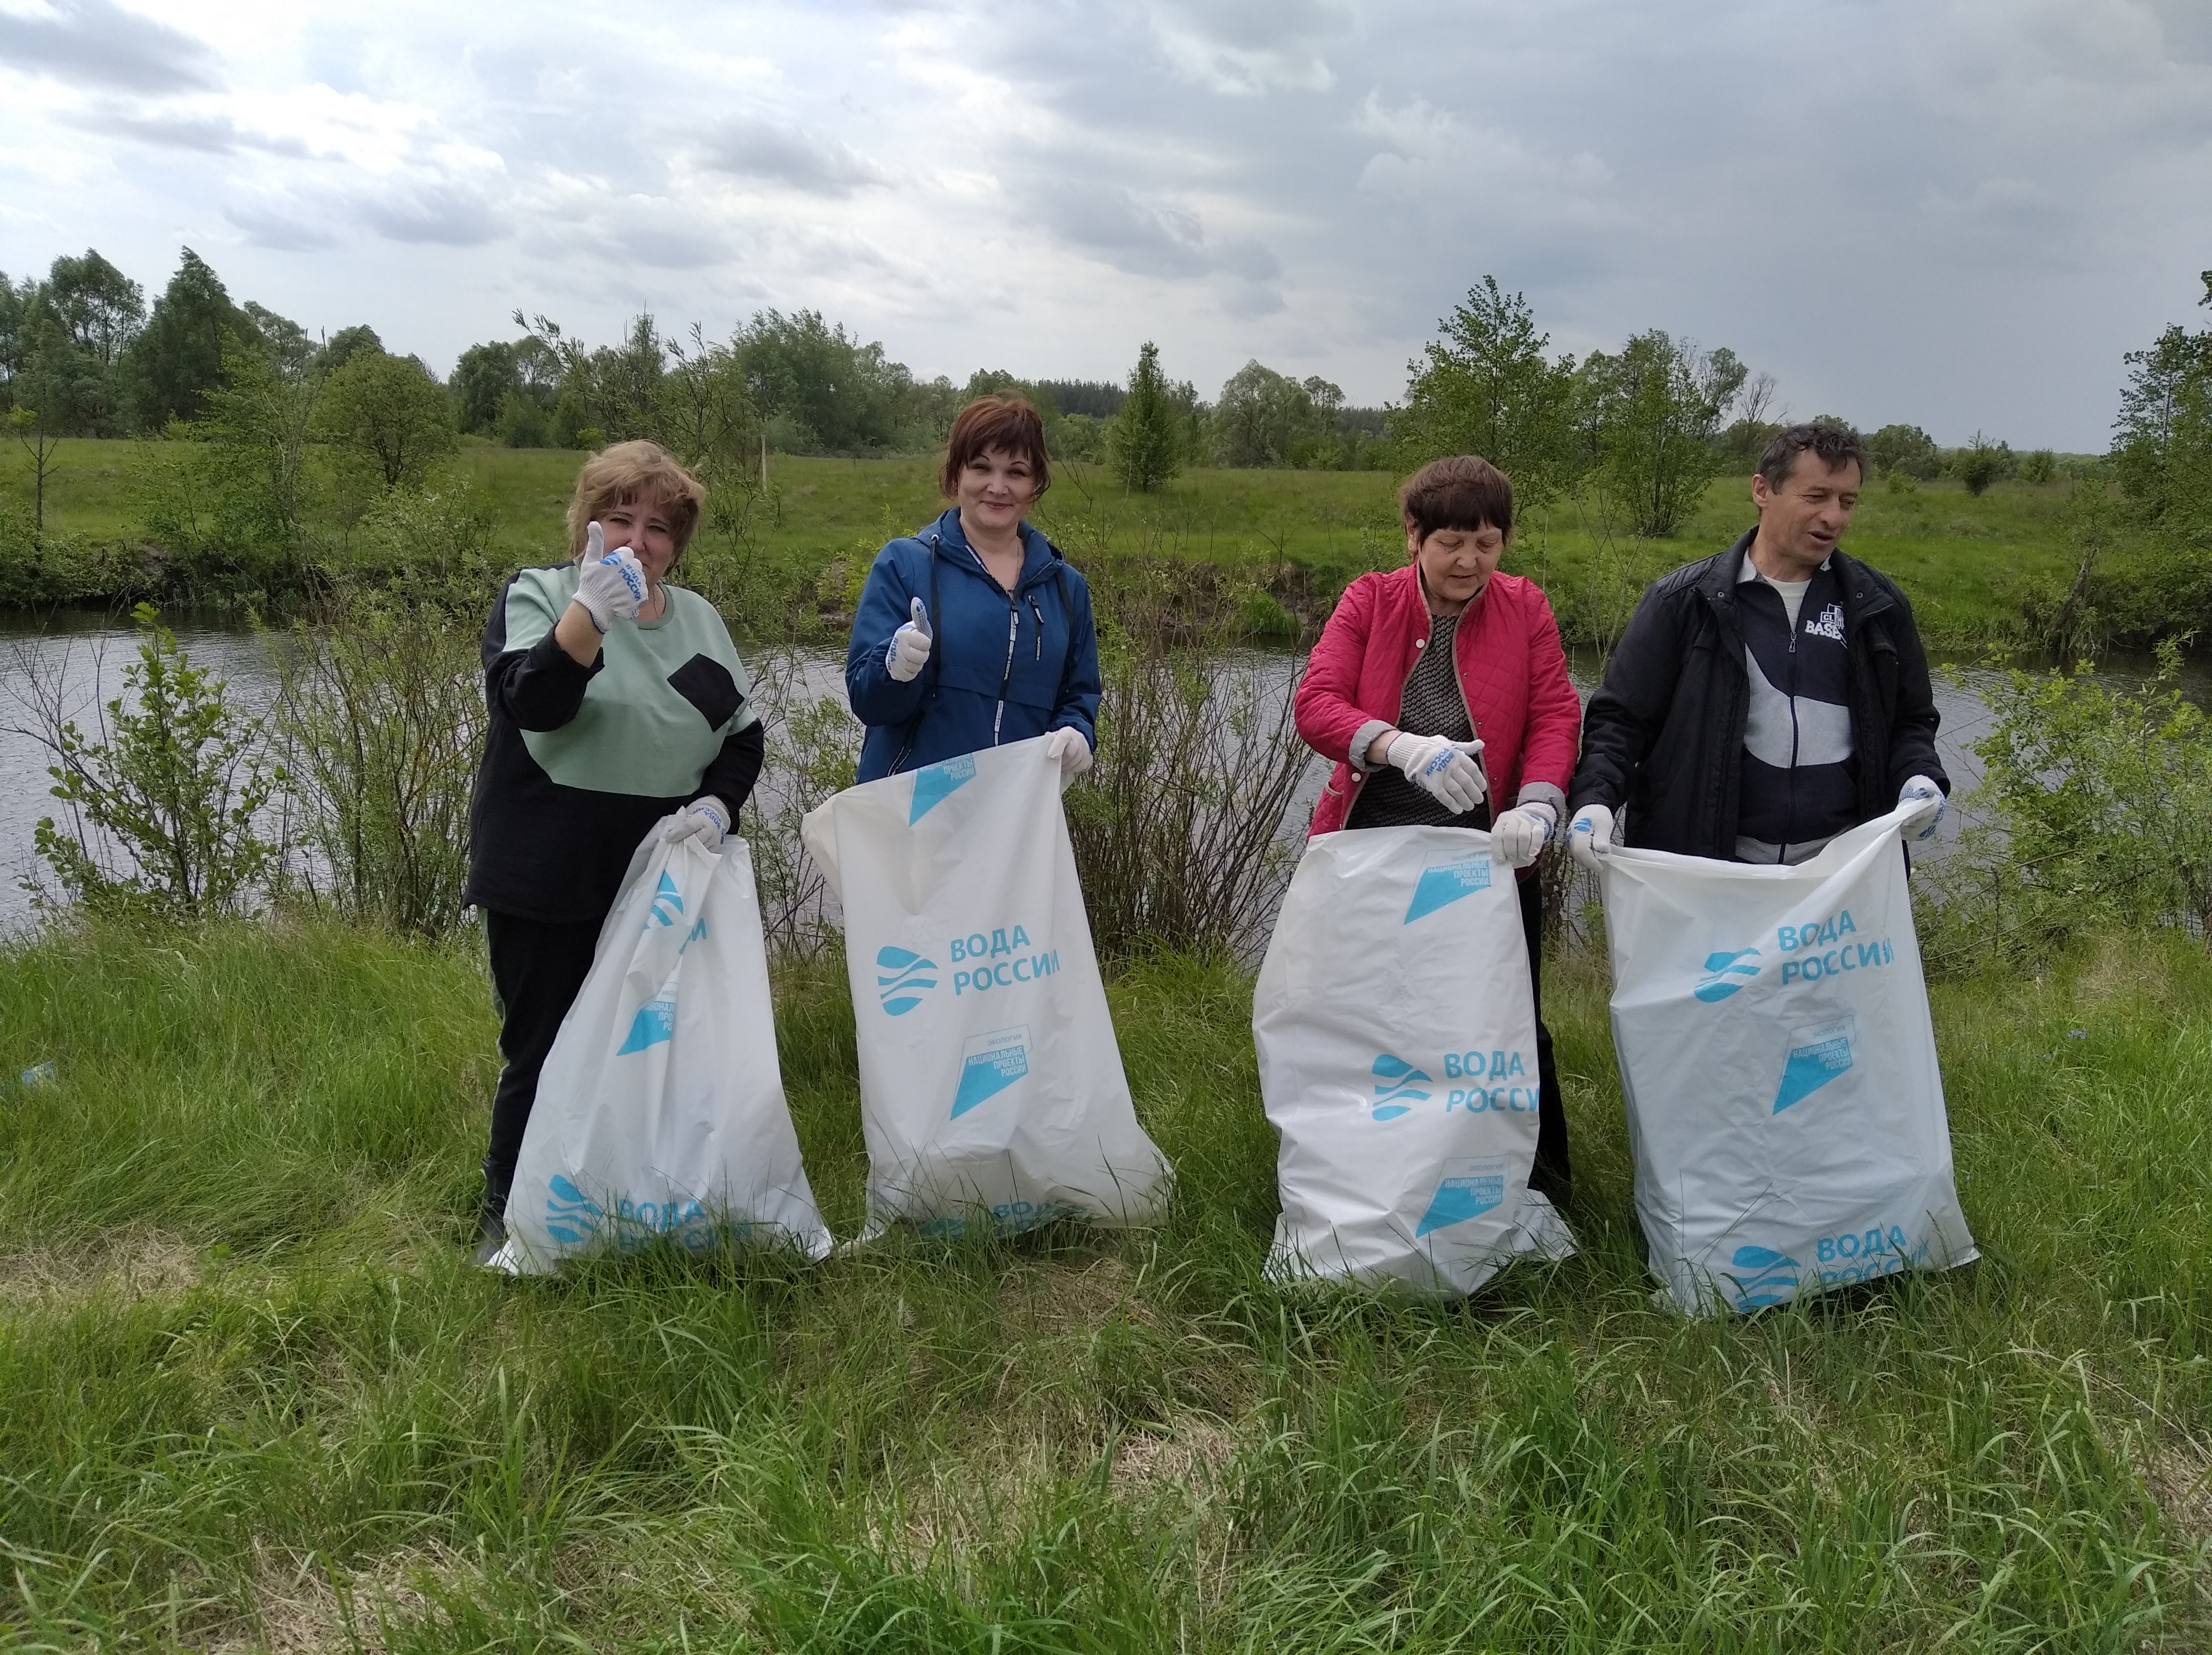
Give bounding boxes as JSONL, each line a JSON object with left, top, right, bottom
{"left": 3, "top": 0, "right": 2208, "bottom": 450}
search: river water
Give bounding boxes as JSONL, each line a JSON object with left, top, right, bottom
{"left": 0, "top": 611, "right": 2196, "bottom": 937}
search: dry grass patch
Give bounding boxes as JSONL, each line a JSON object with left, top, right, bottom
{"left": 0, "top": 1226, "right": 203, "bottom": 1308}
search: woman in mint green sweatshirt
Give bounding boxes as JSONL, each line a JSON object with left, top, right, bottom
{"left": 461, "top": 440, "right": 764, "bottom": 1257}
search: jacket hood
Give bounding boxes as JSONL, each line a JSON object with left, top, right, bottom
{"left": 927, "top": 508, "right": 1064, "bottom": 591}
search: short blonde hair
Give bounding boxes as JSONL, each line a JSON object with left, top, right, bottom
{"left": 565, "top": 440, "right": 707, "bottom": 560}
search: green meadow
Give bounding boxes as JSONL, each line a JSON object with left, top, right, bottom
{"left": 1, "top": 917, "right": 2206, "bottom": 1650}
{"left": 1, "top": 438, "right": 2081, "bottom": 648}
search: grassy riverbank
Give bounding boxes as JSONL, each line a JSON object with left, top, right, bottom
{"left": 1, "top": 916, "right": 2207, "bottom": 1650}
{"left": 2, "top": 439, "right": 2084, "bottom": 648}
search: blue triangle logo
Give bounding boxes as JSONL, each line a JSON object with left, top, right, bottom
{"left": 1414, "top": 1162, "right": 1505, "bottom": 1236}
{"left": 910, "top": 755, "right": 978, "bottom": 825}
{"left": 1404, "top": 855, "right": 1492, "bottom": 924}
{"left": 1773, "top": 1020, "right": 1854, "bottom": 1112}
{"left": 951, "top": 1027, "right": 1029, "bottom": 1117}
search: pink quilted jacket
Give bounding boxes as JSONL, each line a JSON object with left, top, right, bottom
{"left": 1295, "top": 565, "right": 1581, "bottom": 842}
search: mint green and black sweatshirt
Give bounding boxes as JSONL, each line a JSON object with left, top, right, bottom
{"left": 463, "top": 563, "right": 765, "bottom": 924}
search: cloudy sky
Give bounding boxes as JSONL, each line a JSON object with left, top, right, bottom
{"left": 2, "top": 0, "right": 2208, "bottom": 449}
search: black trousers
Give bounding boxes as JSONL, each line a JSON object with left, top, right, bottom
{"left": 1518, "top": 871, "right": 1572, "bottom": 1204}
{"left": 481, "top": 908, "right": 602, "bottom": 1219}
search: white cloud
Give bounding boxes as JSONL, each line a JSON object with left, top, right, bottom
{"left": 0, "top": 0, "right": 2207, "bottom": 444}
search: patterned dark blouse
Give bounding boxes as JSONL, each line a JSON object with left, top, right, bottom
{"left": 1344, "top": 605, "right": 1492, "bottom": 832}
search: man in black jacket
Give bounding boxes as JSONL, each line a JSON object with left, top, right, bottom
{"left": 1567, "top": 422, "right": 1948, "bottom": 867}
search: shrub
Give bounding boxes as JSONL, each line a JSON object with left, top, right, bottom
{"left": 22, "top": 604, "right": 280, "bottom": 921}
{"left": 1925, "top": 639, "right": 2212, "bottom": 968}
{"left": 267, "top": 588, "right": 486, "bottom": 936}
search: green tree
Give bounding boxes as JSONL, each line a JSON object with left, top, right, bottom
{"left": 1211, "top": 360, "right": 1338, "bottom": 468}
{"left": 731, "top": 308, "right": 909, "bottom": 453}
{"left": 1582, "top": 330, "right": 1746, "bottom": 537}
{"left": 241, "top": 301, "right": 314, "bottom": 376}
{"left": 1953, "top": 432, "right": 2013, "bottom": 497}
{"left": 6, "top": 302, "right": 82, "bottom": 545}
{"left": 1109, "top": 341, "right": 1189, "bottom": 492}
{"left": 452, "top": 339, "right": 519, "bottom": 433}
{"left": 43, "top": 249, "right": 143, "bottom": 434}
{"left": 138, "top": 344, "right": 328, "bottom": 587}
{"left": 2112, "top": 272, "right": 2212, "bottom": 543}
{"left": 1867, "top": 423, "right": 1942, "bottom": 480}
{"left": 319, "top": 324, "right": 383, "bottom": 375}
{"left": 314, "top": 349, "right": 456, "bottom": 491}
{"left": 31, "top": 605, "right": 279, "bottom": 922}
{"left": 1391, "top": 277, "right": 1589, "bottom": 515}
{"left": 126, "top": 247, "right": 249, "bottom": 430}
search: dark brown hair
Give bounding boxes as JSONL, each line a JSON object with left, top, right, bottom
{"left": 940, "top": 396, "right": 1052, "bottom": 499}
{"left": 1757, "top": 421, "right": 1869, "bottom": 492}
{"left": 1398, "top": 454, "right": 1514, "bottom": 541}
{"left": 566, "top": 439, "right": 706, "bottom": 559}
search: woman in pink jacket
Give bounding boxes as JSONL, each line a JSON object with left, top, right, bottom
{"left": 1293, "top": 455, "right": 1583, "bottom": 1202}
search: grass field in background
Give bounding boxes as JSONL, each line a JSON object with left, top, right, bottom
{"left": 2, "top": 438, "right": 2083, "bottom": 647}
{"left": 1, "top": 916, "right": 2206, "bottom": 1649}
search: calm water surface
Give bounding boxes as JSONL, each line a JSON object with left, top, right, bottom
{"left": 1, "top": 610, "right": 2200, "bottom": 937}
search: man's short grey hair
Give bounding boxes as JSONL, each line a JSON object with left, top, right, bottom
{"left": 1757, "top": 421, "right": 1869, "bottom": 491}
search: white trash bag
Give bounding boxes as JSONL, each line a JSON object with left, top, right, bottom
{"left": 1255, "top": 825, "right": 1576, "bottom": 1294}
{"left": 1600, "top": 804, "right": 1977, "bottom": 1314}
{"left": 492, "top": 830, "right": 832, "bottom": 1272}
{"left": 802, "top": 736, "right": 1169, "bottom": 1235}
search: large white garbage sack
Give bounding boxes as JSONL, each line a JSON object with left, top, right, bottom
{"left": 1255, "top": 826, "right": 1576, "bottom": 1294}
{"left": 494, "top": 831, "right": 831, "bottom": 1272}
{"left": 801, "top": 737, "right": 1168, "bottom": 1235}
{"left": 1601, "top": 804, "right": 1976, "bottom": 1314}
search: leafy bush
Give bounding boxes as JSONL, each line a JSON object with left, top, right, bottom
{"left": 1926, "top": 639, "right": 2212, "bottom": 968}
{"left": 22, "top": 604, "right": 280, "bottom": 921}
{"left": 1951, "top": 432, "right": 2015, "bottom": 497}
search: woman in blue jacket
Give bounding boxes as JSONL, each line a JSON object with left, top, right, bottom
{"left": 847, "top": 396, "right": 1101, "bottom": 782}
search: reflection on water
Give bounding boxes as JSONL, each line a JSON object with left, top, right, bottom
{"left": 3, "top": 611, "right": 2207, "bottom": 937}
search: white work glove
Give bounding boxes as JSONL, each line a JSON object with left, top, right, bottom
{"left": 573, "top": 520, "right": 646, "bottom": 633}
{"left": 1385, "top": 732, "right": 1486, "bottom": 815}
{"left": 1490, "top": 801, "right": 1558, "bottom": 870}
{"left": 662, "top": 795, "right": 729, "bottom": 851}
{"left": 1045, "top": 725, "right": 1093, "bottom": 782}
{"left": 1898, "top": 775, "right": 1945, "bottom": 841}
{"left": 886, "top": 597, "right": 933, "bottom": 683}
{"left": 1567, "top": 802, "right": 1618, "bottom": 872}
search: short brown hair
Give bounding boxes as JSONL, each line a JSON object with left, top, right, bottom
{"left": 1757, "top": 421, "right": 1869, "bottom": 492}
{"left": 940, "top": 396, "right": 1052, "bottom": 499}
{"left": 1399, "top": 454, "right": 1514, "bottom": 541}
{"left": 565, "top": 440, "right": 707, "bottom": 560}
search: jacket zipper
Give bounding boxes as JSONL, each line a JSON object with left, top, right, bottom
{"left": 1781, "top": 590, "right": 1801, "bottom": 862}
{"left": 992, "top": 594, "right": 1018, "bottom": 744}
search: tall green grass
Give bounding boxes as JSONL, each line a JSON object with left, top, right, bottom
{"left": 1, "top": 917, "right": 2207, "bottom": 1650}
{"left": 3, "top": 440, "right": 2083, "bottom": 649}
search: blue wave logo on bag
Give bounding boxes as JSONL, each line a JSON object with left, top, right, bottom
{"left": 545, "top": 1174, "right": 604, "bottom": 1245}
{"left": 1695, "top": 947, "right": 1761, "bottom": 1003}
{"left": 1369, "top": 1053, "right": 1432, "bottom": 1121}
{"left": 910, "top": 754, "right": 977, "bottom": 825}
{"left": 647, "top": 871, "right": 684, "bottom": 928}
{"left": 1404, "top": 853, "right": 1491, "bottom": 924}
{"left": 617, "top": 993, "right": 676, "bottom": 1054}
{"left": 1415, "top": 1158, "right": 1506, "bottom": 1237}
{"left": 1725, "top": 1244, "right": 1802, "bottom": 1309}
{"left": 875, "top": 945, "right": 939, "bottom": 1016}
{"left": 952, "top": 1024, "right": 1029, "bottom": 1118}
{"left": 1774, "top": 1015, "right": 1855, "bottom": 1112}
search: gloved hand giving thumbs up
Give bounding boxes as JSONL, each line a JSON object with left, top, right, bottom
{"left": 573, "top": 520, "right": 647, "bottom": 633}
{"left": 887, "top": 596, "right": 933, "bottom": 683}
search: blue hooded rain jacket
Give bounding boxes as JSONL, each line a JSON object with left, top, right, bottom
{"left": 847, "top": 509, "right": 1102, "bottom": 783}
